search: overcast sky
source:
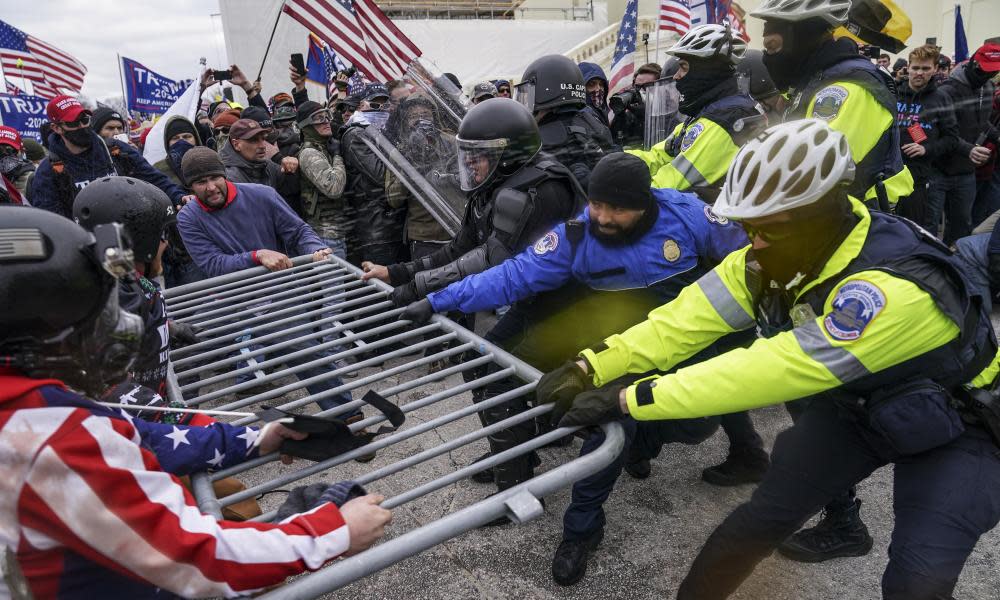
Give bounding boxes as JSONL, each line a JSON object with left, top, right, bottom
{"left": 2, "top": 0, "right": 227, "bottom": 100}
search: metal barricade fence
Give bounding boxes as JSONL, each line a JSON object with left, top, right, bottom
{"left": 162, "top": 253, "right": 624, "bottom": 598}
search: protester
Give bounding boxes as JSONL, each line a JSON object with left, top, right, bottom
{"left": 472, "top": 81, "right": 498, "bottom": 104}
{"left": 211, "top": 108, "right": 241, "bottom": 149}
{"left": 578, "top": 62, "right": 610, "bottom": 127}
{"left": 91, "top": 107, "right": 127, "bottom": 141}
{"left": 219, "top": 118, "right": 301, "bottom": 213}
{"left": 936, "top": 43, "right": 1000, "bottom": 242}
{"left": 895, "top": 44, "right": 959, "bottom": 230}
{"left": 492, "top": 79, "right": 512, "bottom": 98}
{"left": 30, "top": 95, "right": 187, "bottom": 216}
{"left": 387, "top": 79, "right": 411, "bottom": 109}
{"left": 22, "top": 137, "right": 45, "bottom": 165}
{"left": 296, "top": 100, "right": 351, "bottom": 256}
{"left": 608, "top": 62, "right": 661, "bottom": 148}
{"left": 0, "top": 126, "right": 35, "bottom": 198}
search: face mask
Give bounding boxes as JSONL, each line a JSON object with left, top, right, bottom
{"left": 967, "top": 63, "right": 994, "bottom": 88}
{"left": 276, "top": 126, "right": 299, "bottom": 148}
{"left": 587, "top": 89, "right": 606, "bottom": 108}
{"left": 0, "top": 154, "right": 22, "bottom": 176}
{"left": 675, "top": 60, "right": 734, "bottom": 114}
{"left": 750, "top": 204, "right": 851, "bottom": 287}
{"left": 761, "top": 50, "right": 805, "bottom": 92}
{"left": 63, "top": 126, "right": 93, "bottom": 149}
{"left": 168, "top": 139, "right": 194, "bottom": 172}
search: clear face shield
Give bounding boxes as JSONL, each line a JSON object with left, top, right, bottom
{"left": 455, "top": 137, "right": 507, "bottom": 191}
{"left": 514, "top": 80, "right": 535, "bottom": 112}
{"left": 643, "top": 77, "right": 682, "bottom": 151}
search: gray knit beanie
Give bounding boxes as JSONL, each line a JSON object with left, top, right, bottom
{"left": 181, "top": 146, "right": 226, "bottom": 183}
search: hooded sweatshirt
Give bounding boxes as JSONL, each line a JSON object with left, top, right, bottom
{"left": 579, "top": 62, "right": 611, "bottom": 127}
{"left": 153, "top": 115, "right": 203, "bottom": 190}
{"left": 938, "top": 63, "right": 999, "bottom": 175}
{"left": 219, "top": 140, "right": 301, "bottom": 213}
{"left": 895, "top": 76, "right": 959, "bottom": 180}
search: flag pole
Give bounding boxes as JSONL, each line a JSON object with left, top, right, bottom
{"left": 257, "top": 1, "right": 286, "bottom": 81}
{"left": 116, "top": 54, "right": 130, "bottom": 119}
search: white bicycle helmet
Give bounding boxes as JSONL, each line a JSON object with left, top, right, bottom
{"left": 666, "top": 24, "right": 748, "bottom": 64}
{"left": 713, "top": 119, "right": 855, "bottom": 220}
{"left": 750, "top": 0, "right": 852, "bottom": 27}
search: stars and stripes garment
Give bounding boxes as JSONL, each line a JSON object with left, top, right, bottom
{"left": 0, "top": 20, "right": 86, "bottom": 96}
{"left": 660, "top": 0, "right": 692, "bottom": 37}
{"left": 608, "top": 0, "right": 640, "bottom": 95}
{"left": 282, "top": 0, "right": 421, "bottom": 82}
{"left": 0, "top": 371, "right": 351, "bottom": 599}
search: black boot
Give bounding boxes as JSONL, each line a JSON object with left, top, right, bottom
{"left": 624, "top": 458, "right": 651, "bottom": 479}
{"left": 778, "top": 498, "right": 873, "bottom": 563}
{"left": 468, "top": 451, "right": 541, "bottom": 484}
{"left": 552, "top": 529, "right": 604, "bottom": 586}
{"left": 701, "top": 447, "right": 770, "bottom": 486}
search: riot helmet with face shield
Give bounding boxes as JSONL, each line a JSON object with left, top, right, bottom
{"left": 73, "top": 176, "right": 176, "bottom": 265}
{"left": 0, "top": 206, "right": 143, "bottom": 395}
{"left": 455, "top": 98, "right": 541, "bottom": 191}
{"left": 515, "top": 54, "right": 587, "bottom": 113}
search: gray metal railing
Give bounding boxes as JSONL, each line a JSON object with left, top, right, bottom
{"left": 162, "top": 253, "right": 624, "bottom": 598}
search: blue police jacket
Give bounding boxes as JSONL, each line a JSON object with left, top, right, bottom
{"left": 427, "top": 188, "right": 749, "bottom": 314}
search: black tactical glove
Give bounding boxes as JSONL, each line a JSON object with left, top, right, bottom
{"left": 536, "top": 360, "right": 593, "bottom": 426}
{"left": 389, "top": 281, "right": 419, "bottom": 307}
{"left": 401, "top": 298, "right": 434, "bottom": 324}
{"left": 559, "top": 385, "right": 625, "bottom": 428}
{"left": 326, "top": 136, "right": 342, "bottom": 156}
{"left": 168, "top": 320, "right": 200, "bottom": 348}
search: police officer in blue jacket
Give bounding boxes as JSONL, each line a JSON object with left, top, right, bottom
{"left": 402, "top": 153, "right": 756, "bottom": 585}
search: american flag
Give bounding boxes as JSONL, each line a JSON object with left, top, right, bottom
{"left": 660, "top": 0, "right": 692, "bottom": 36}
{"left": 0, "top": 20, "right": 86, "bottom": 97}
{"left": 283, "top": 0, "right": 422, "bottom": 82}
{"left": 608, "top": 0, "right": 639, "bottom": 95}
{"left": 4, "top": 77, "right": 22, "bottom": 95}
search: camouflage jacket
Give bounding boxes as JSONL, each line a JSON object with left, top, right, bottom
{"left": 297, "top": 139, "right": 352, "bottom": 241}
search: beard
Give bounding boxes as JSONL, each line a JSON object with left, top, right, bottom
{"left": 588, "top": 220, "right": 631, "bottom": 245}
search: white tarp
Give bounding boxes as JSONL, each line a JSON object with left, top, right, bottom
{"left": 141, "top": 74, "right": 203, "bottom": 167}
{"left": 219, "top": 0, "right": 604, "bottom": 98}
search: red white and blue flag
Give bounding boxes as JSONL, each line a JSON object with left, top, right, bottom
{"left": 4, "top": 77, "right": 22, "bottom": 95}
{"left": 609, "top": 0, "right": 639, "bottom": 95}
{"left": 660, "top": 0, "right": 692, "bottom": 37}
{"left": 282, "top": 0, "right": 422, "bottom": 82}
{"left": 0, "top": 20, "right": 86, "bottom": 96}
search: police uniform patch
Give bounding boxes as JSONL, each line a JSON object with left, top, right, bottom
{"left": 533, "top": 231, "right": 559, "bottom": 255}
{"left": 680, "top": 122, "right": 704, "bottom": 152}
{"left": 703, "top": 205, "right": 729, "bottom": 225}
{"left": 823, "top": 280, "right": 886, "bottom": 341}
{"left": 812, "top": 86, "right": 849, "bottom": 121}
{"left": 663, "top": 239, "right": 681, "bottom": 262}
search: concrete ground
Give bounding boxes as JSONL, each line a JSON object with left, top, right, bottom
{"left": 193, "top": 312, "right": 1000, "bottom": 600}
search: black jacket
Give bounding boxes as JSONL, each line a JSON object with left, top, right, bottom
{"left": 938, "top": 64, "right": 999, "bottom": 175}
{"left": 537, "top": 106, "right": 614, "bottom": 189}
{"left": 341, "top": 123, "right": 406, "bottom": 247}
{"left": 895, "top": 77, "right": 959, "bottom": 180}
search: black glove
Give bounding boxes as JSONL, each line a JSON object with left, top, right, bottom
{"left": 274, "top": 481, "right": 367, "bottom": 521}
{"left": 401, "top": 298, "right": 434, "bottom": 324}
{"left": 326, "top": 136, "right": 341, "bottom": 156}
{"left": 536, "top": 360, "right": 593, "bottom": 426}
{"left": 389, "top": 281, "right": 419, "bottom": 307}
{"left": 169, "top": 320, "right": 200, "bottom": 348}
{"left": 558, "top": 385, "right": 625, "bottom": 428}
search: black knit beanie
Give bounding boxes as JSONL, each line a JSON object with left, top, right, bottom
{"left": 181, "top": 146, "right": 226, "bottom": 183}
{"left": 588, "top": 152, "right": 653, "bottom": 210}
{"left": 92, "top": 107, "right": 125, "bottom": 133}
{"left": 164, "top": 118, "right": 198, "bottom": 144}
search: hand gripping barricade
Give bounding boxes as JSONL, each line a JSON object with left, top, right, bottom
{"left": 161, "top": 253, "right": 624, "bottom": 598}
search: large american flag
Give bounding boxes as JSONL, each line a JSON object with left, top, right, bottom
{"left": 608, "top": 0, "right": 639, "bottom": 95}
{"left": 283, "top": 0, "right": 422, "bottom": 82}
{"left": 660, "top": 0, "right": 692, "bottom": 36}
{"left": 0, "top": 20, "right": 86, "bottom": 97}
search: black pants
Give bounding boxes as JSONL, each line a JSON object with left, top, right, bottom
{"left": 677, "top": 399, "right": 1000, "bottom": 600}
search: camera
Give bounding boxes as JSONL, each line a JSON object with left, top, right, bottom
{"left": 609, "top": 89, "right": 642, "bottom": 115}
{"left": 859, "top": 45, "right": 882, "bottom": 60}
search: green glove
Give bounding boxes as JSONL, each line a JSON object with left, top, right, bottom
{"left": 558, "top": 385, "right": 625, "bottom": 428}
{"left": 536, "top": 360, "right": 593, "bottom": 425}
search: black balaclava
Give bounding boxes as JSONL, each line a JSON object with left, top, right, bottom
{"left": 63, "top": 126, "right": 93, "bottom": 149}
{"left": 676, "top": 57, "right": 737, "bottom": 114}
{"left": 761, "top": 18, "right": 833, "bottom": 91}
{"left": 751, "top": 189, "right": 857, "bottom": 287}
{"left": 966, "top": 61, "right": 995, "bottom": 89}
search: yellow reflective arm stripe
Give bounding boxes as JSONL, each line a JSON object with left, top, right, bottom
{"left": 863, "top": 166, "right": 915, "bottom": 207}
{"left": 970, "top": 348, "right": 1000, "bottom": 389}
{"left": 651, "top": 118, "right": 739, "bottom": 190}
{"left": 626, "top": 270, "right": 960, "bottom": 420}
{"left": 581, "top": 248, "right": 754, "bottom": 387}
{"left": 808, "top": 82, "right": 892, "bottom": 165}
{"left": 626, "top": 123, "right": 681, "bottom": 176}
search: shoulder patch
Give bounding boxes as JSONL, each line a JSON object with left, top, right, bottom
{"left": 823, "top": 280, "right": 886, "bottom": 342}
{"left": 663, "top": 239, "right": 681, "bottom": 262}
{"left": 533, "top": 231, "right": 560, "bottom": 255}
{"left": 703, "top": 205, "right": 729, "bottom": 225}
{"left": 812, "top": 86, "right": 849, "bottom": 121}
{"left": 680, "top": 122, "right": 704, "bottom": 152}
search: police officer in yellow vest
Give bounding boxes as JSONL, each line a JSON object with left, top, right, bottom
{"left": 536, "top": 120, "right": 1000, "bottom": 600}
{"left": 630, "top": 24, "right": 762, "bottom": 198}
{"left": 751, "top": 0, "right": 914, "bottom": 209}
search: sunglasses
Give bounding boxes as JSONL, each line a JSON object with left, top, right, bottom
{"left": 367, "top": 100, "right": 386, "bottom": 110}
{"left": 213, "top": 126, "right": 231, "bottom": 135}
{"left": 741, "top": 222, "right": 798, "bottom": 244}
{"left": 62, "top": 113, "right": 92, "bottom": 128}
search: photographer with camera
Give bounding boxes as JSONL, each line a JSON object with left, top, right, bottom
{"left": 608, "top": 62, "right": 661, "bottom": 149}
{"left": 628, "top": 24, "right": 759, "bottom": 199}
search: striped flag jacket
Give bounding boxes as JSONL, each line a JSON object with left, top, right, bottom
{"left": 0, "top": 370, "right": 351, "bottom": 599}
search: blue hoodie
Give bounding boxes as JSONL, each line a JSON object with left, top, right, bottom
{"left": 30, "top": 129, "right": 186, "bottom": 217}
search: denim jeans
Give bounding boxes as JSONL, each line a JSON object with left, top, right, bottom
{"left": 926, "top": 172, "right": 977, "bottom": 244}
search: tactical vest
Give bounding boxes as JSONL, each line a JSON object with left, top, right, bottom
{"left": 787, "top": 56, "right": 904, "bottom": 202}
{"left": 296, "top": 139, "right": 352, "bottom": 240}
{"left": 469, "top": 155, "right": 586, "bottom": 250}
{"left": 749, "top": 212, "right": 995, "bottom": 396}
{"left": 538, "top": 109, "right": 607, "bottom": 173}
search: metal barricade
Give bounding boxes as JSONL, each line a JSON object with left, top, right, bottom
{"left": 162, "top": 253, "right": 624, "bottom": 598}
